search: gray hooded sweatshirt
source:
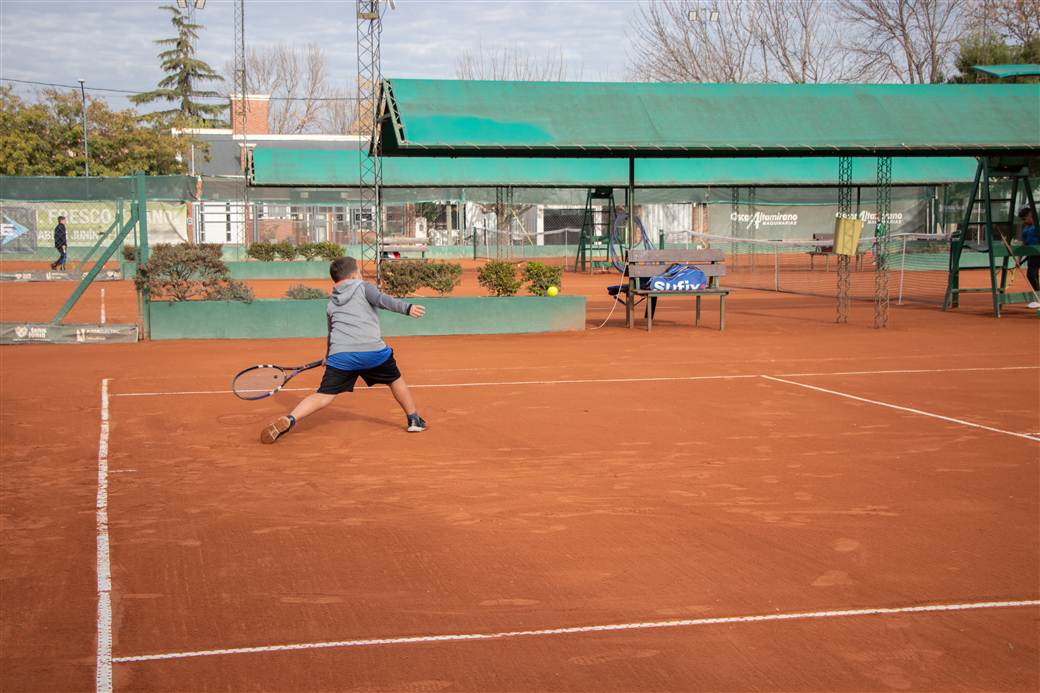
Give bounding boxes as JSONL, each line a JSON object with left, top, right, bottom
{"left": 327, "top": 279, "right": 413, "bottom": 355}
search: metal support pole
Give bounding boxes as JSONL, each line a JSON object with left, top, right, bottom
{"left": 51, "top": 202, "right": 136, "bottom": 325}
{"left": 135, "top": 173, "right": 151, "bottom": 337}
{"left": 627, "top": 158, "right": 635, "bottom": 249}
{"left": 836, "top": 156, "right": 853, "bottom": 323}
{"left": 75, "top": 214, "right": 119, "bottom": 273}
{"left": 78, "top": 79, "right": 89, "bottom": 177}
{"left": 874, "top": 155, "right": 892, "bottom": 327}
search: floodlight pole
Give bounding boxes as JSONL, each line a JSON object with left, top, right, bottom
{"left": 357, "top": 0, "right": 388, "bottom": 283}
{"left": 78, "top": 79, "right": 89, "bottom": 177}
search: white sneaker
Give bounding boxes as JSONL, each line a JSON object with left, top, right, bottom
{"left": 1027, "top": 302, "right": 1040, "bottom": 309}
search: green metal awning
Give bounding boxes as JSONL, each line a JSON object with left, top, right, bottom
{"left": 971, "top": 64, "right": 1040, "bottom": 78}
{"left": 377, "top": 79, "right": 1040, "bottom": 158}
{"left": 250, "top": 148, "right": 979, "bottom": 188}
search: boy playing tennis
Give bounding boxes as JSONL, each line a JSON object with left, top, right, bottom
{"left": 261, "top": 256, "right": 427, "bottom": 443}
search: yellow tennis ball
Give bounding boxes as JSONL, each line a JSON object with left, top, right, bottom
{"left": 547, "top": 286, "right": 559, "bottom": 297}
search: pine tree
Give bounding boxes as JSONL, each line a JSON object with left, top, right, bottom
{"left": 131, "top": 4, "right": 225, "bottom": 124}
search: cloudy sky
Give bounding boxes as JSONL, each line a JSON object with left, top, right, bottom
{"left": 1, "top": 0, "right": 644, "bottom": 105}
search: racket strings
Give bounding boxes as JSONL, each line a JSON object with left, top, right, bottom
{"left": 234, "top": 366, "right": 288, "bottom": 398}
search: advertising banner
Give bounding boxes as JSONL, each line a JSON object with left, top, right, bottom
{"left": 0, "top": 201, "right": 188, "bottom": 252}
{"left": 0, "top": 322, "right": 138, "bottom": 344}
{"left": 0, "top": 205, "right": 38, "bottom": 253}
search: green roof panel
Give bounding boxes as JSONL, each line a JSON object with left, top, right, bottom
{"left": 378, "top": 79, "right": 1040, "bottom": 158}
{"left": 971, "top": 64, "right": 1040, "bottom": 78}
{"left": 250, "top": 148, "right": 979, "bottom": 188}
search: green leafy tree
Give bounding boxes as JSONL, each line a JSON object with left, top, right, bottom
{"left": 0, "top": 87, "right": 186, "bottom": 176}
{"left": 131, "top": 4, "right": 225, "bottom": 125}
{"left": 950, "top": 33, "right": 1040, "bottom": 83}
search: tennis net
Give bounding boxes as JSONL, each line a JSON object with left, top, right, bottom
{"left": 669, "top": 231, "right": 1000, "bottom": 306}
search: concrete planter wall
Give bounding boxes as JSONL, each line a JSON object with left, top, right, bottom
{"left": 148, "top": 296, "right": 586, "bottom": 340}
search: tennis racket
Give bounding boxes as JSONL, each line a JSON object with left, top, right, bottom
{"left": 232, "top": 359, "right": 323, "bottom": 400}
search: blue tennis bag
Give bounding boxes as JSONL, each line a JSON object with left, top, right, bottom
{"left": 649, "top": 264, "right": 708, "bottom": 291}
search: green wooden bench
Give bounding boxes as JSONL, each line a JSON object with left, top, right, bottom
{"left": 625, "top": 249, "right": 730, "bottom": 331}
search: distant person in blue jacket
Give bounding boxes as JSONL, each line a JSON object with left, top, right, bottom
{"left": 1019, "top": 207, "right": 1039, "bottom": 309}
{"left": 50, "top": 216, "right": 67, "bottom": 271}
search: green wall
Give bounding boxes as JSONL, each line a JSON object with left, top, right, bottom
{"left": 148, "top": 296, "right": 586, "bottom": 340}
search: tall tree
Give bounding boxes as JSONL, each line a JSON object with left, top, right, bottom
{"left": 836, "top": 0, "right": 969, "bottom": 83}
{"left": 751, "top": 0, "right": 852, "bottom": 83}
{"left": 950, "top": 32, "right": 1040, "bottom": 82}
{"left": 131, "top": 4, "right": 225, "bottom": 124}
{"left": 629, "top": 1, "right": 761, "bottom": 83}
{"left": 0, "top": 87, "right": 186, "bottom": 176}
{"left": 966, "top": 0, "right": 1040, "bottom": 45}
{"left": 455, "top": 44, "right": 583, "bottom": 81}
{"left": 223, "top": 43, "right": 351, "bottom": 134}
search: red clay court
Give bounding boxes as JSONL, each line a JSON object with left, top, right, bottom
{"left": 2, "top": 277, "right": 1038, "bottom": 692}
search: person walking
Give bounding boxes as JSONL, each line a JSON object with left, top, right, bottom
{"left": 50, "top": 216, "right": 68, "bottom": 271}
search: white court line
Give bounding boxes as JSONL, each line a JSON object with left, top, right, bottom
{"left": 762, "top": 376, "right": 1040, "bottom": 442}
{"left": 776, "top": 365, "right": 1039, "bottom": 377}
{"left": 108, "top": 364, "right": 1040, "bottom": 399}
{"left": 113, "top": 599, "right": 1039, "bottom": 663}
{"left": 96, "top": 379, "right": 113, "bottom": 693}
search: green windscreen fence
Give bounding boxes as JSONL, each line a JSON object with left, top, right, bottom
{"left": 5, "top": 174, "right": 1036, "bottom": 311}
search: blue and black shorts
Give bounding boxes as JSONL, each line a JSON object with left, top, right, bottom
{"left": 317, "top": 351, "right": 401, "bottom": 394}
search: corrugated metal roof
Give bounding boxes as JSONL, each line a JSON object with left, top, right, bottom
{"left": 971, "top": 64, "right": 1040, "bottom": 78}
{"left": 377, "top": 79, "right": 1040, "bottom": 158}
{"left": 251, "top": 148, "right": 980, "bottom": 187}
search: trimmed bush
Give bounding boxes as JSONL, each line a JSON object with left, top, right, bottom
{"left": 477, "top": 260, "right": 521, "bottom": 296}
{"left": 285, "top": 283, "right": 327, "bottom": 300}
{"left": 422, "top": 262, "right": 463, "bottom": 295}
{"left": 381, "top": 260, "right": 426, "bottom": 298}
{"left": 298, "top": 243, "right": 322, "bottom": 261}
{"left": 135, "top": 244, "right": 231, "bottom": 301}
{"left": 521, "top": 261, "right": 563, "bottom": 296}
{"left": 274, "top": 241, "right": 298, "bottom": 261}
{"left": 381, "top": 260, "right": 463, "bottom": 297}
{"left": 313, "top": 241, "right": 344, "bottom": 262}
{"left": 247, "top": 242, "right": 278, "bottom": 262}
{"left": 206, "top": 279, "right": 255, "bottom": 303}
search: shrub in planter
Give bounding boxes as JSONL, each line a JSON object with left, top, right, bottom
{"left": 422, "top": 262, "right": 463, "bottom": 295}
{"left": 206, "top": 279, "right": 255, "bottom": 303}
{"left": 381, "top": 260, "right": 426, "bottom": 298}
{"left": 247, "top": 242, "right": 278, "bottom": 262}
{"left": 477, "top": 260, "right": 521, "bottom": 296}
{"left": 274, "top": 241, "right": 298, "bottom": 261}
{"left": 134, "top": 243, "right": 231, "bottom": 301}
{"left": 313, "top": 241, "right": 344, "bottom": 261}
{"left": 522, "top": 261, "right": 563, "bottom": 296}
{"left": 285, "top": 283, "right": 327, "bottom": 300}
{"left": 197, "top": 243, "right": 224, "bottom": 261}
{"left": 298, "top": 243, "right": 322, "bottom": 261}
